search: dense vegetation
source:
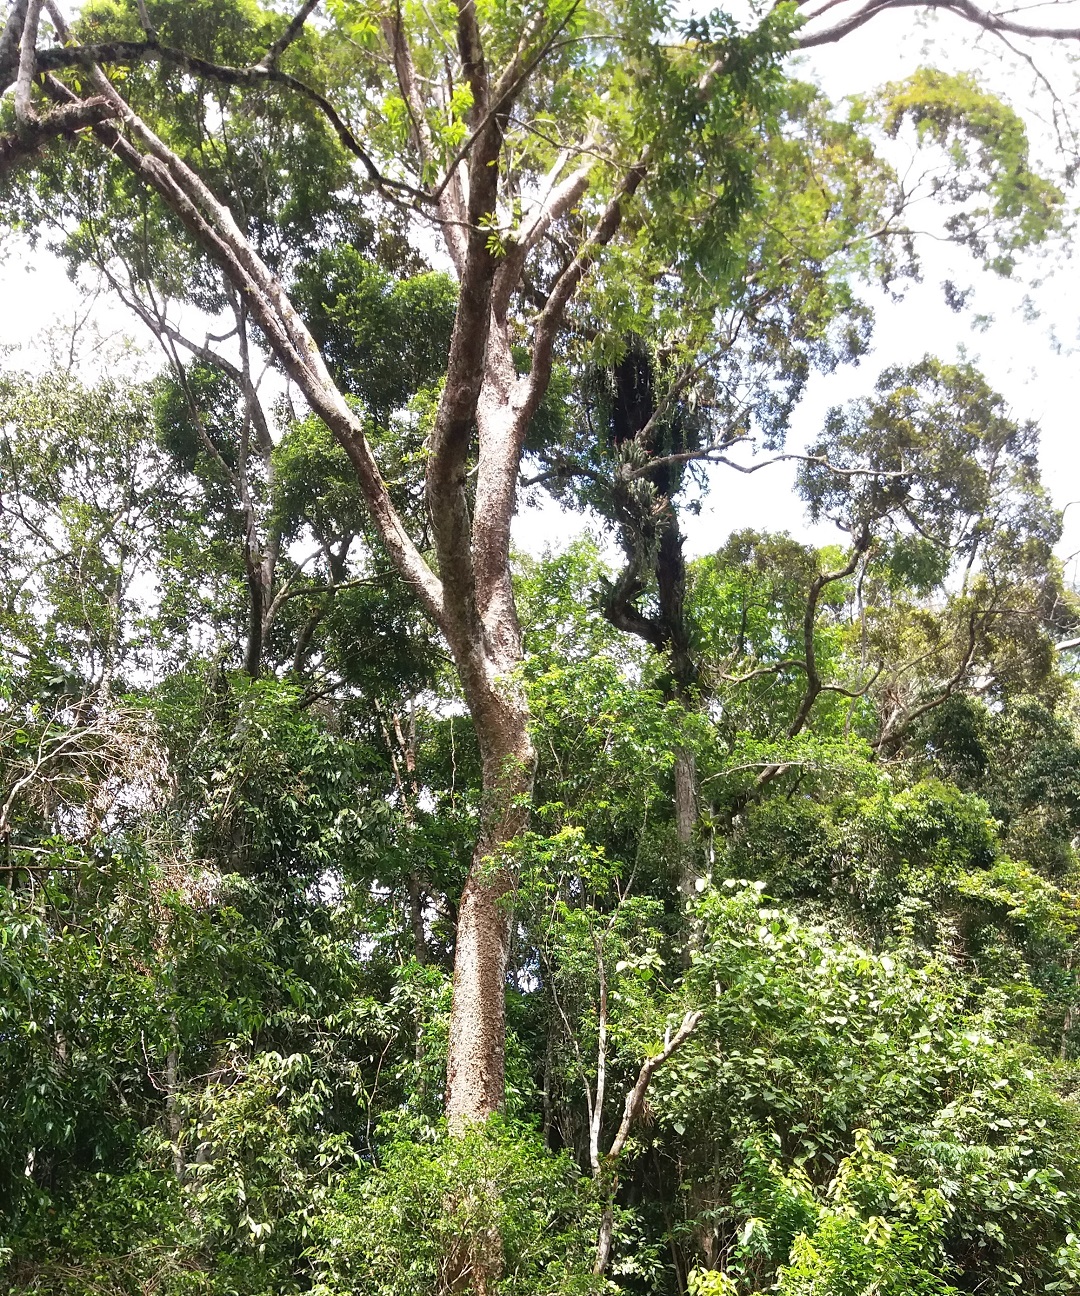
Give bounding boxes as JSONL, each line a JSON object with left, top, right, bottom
{"left": 3, "top": 0, "right": 1080, "bottom": 1293}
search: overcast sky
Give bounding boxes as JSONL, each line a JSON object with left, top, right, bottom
{"left": 1, "top": 4, "right": 1078, "bottom": 576}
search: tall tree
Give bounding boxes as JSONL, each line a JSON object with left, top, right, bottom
{"left": 1, "top": 7, "right": 1078, "bottom": 1254}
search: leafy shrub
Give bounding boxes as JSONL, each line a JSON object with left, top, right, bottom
{"left": 314, "top": 1119, "right": 602, "bottom": 1296}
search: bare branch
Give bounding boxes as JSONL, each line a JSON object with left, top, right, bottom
{"left": 717, "top": 658, "right": 808, "bottom": 684}
{"left": 624, "top": 449, "right": 910, "bottom": 482}
{"left": 607, "top": 1010, "right": 703, "bottom": 1163}
{"left": 797, "top": 0, "right": 1080, "bottom": 49}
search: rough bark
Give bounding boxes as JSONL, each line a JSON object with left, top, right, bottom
{"left": 445, "top": 654, "right": 536, "bottom": 1127}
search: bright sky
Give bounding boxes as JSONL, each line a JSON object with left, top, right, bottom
{"left": 1, "top": 5, "right": 1078, "bottom": 576}
{"left": 674, "top": 9, "right": 1080, "bottom": 573}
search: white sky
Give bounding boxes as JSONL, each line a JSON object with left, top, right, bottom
{"left": 1, "top": 5, "right": 1079, "bottom": 576}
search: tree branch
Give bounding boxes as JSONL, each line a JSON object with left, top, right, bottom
{"left": 526, "top": 147, "right": 652, "bottom": 418}
{"left": 14, "top": 0, "right": 43, "bottom": 128}
{"left": 606, "top": 1010, "right": 703, "bottom": 1164}
{"left": 0, "top": 0, "right": 30, "bottom": 90}
{"left": 34, "top": 38, "right": 433, "bottom": 206}
{"left": 0, "top": 96, "right": 114, "bottom": 176}
{"left": 797, "top": 0, "right": 1080, "bottom": 49}
{"left": 43, "top": 65, "right": 445, "bottom": 628}
{"left": 873, "top": 605, "right": 982, "bottom": 747}
{"left": 256, "top": 0, "right": 322, "bottom": 69}
{"left": 624, "top": 449, "right": 910, "bottom": 482}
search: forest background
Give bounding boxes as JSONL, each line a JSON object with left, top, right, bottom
{"left": 4, "top": 1, "right": 1080, "bottom": 1295}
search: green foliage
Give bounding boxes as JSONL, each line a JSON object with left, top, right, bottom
{"left": 0, "top": 370, "right": 187, "bottom": 682}
{"left": 314, "top": 1120, "right": 602, "bottom": 1295}
{"left": 2, "top": 3, "right": 1080, "bottom": 1293}
{"left": 3, "top": 472, "right": 1080, "bottom": 1295}
{"left": 799, "top": 357, "right": 1058, "bottom": 565}
{"left": 772, "top": 1131, "right": 958, "bottom": 1296}
{"left": 724, "top": 776, "right": 998, "bottom": 922}
{"left": 686, "top": 1269, "right": 738, "bottom": 1296}
{"left": 672, "top": 884, "right": 1080, "bottom": 1292}
{"left": 913, "top": 695, "right": 1080, "bottom": 876}
{"left": 4, "top": 0, "right": 373, "bottom": 304}
{"left": 153, "top": 670, "right": 377, "bottom": 880}
{"left": 292, "top": 246, "right": 456, "bottom": 428}
{"left": 872, "top": 69, "right": 1064, "bottom": 274}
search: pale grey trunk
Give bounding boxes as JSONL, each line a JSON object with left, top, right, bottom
{"left": 674, "top": 744, "right": 699, "bottom": 899}
{"left": 165, "top": 1044, "right": 185, "bottom": 1181}
{"left": 594, "top": 1202, "right": 616, "bottom": 1276}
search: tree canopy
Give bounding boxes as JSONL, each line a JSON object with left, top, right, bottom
{"left": 2, "top": 0, "right": 1080, "bottom": 1292}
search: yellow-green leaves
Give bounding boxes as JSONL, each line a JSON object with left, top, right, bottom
{"left": 872, "top": 68, "right": 1065, "bottom": 274}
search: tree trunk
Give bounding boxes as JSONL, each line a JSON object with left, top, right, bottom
{"left": 674, "top": 745, "right": 698, "bottom": 880}
{"left": 439, "top": 659, "right": 534, "bottom": 1295}
{"left": 594, "top": 1194, "right": 616, "bottom": 1277}
{"left": 164, "top": 1043, "right": 185, "bottom": 1182}
{"left": 602, "top": 346, "right": 704, "bottom": 900}
{"left": 445, "top": 677, "right": 535, "bottom": 1128}
{"left": 242, "top": 550, "right": 268, "bottom": 679}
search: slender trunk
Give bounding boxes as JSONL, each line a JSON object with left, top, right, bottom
{"left": 589, "top": 1008, "right": 703, "bottom": 1278}
{"left": 408, "top": 869, "right": 429, "bottom": 966}
{"left": 291, "top": 596, "right": 327, "bottom": 676}
{"left": 165, "top": 1044, "right": 185, "bottom": 1181}
{"left": 242, "top": 534, "right": 275, "bottom": 679}
{"left": 674, "top": 747, "right": 697, "bottom": 845}
{"left": 291, "top": 536, "right": 350, "bottom": 677}
{"left": 542, "top": 1021, "right": 554, "bottom": 1147}
{"left": 1062, "top": 949, "right": 1077, "bottom": 1060}
{"left": 98, "top": 534, "right": 128, "bottom": 701}
{"left": 658, "top": 513, "right": 704, "bottom": 907}
{"left": 242, "top": 557, "right": 265, "bottom": 678}
{"left": 399, "top": 707, "right": 430, "bottom": 967}
{"left": 603, "top": 347, "right": 704, "bottom": 901}
{"left": 378, "top": 700, "right": 432, "bottom": 967}
{"left": 674, "top": 744, "right": 698, "bottom": 898}
{"left": 594, "top": 1195, "right": 616, "bottom": 1276}
{"left": 591, "top": 951, "right": 615, "bottom": 1275}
